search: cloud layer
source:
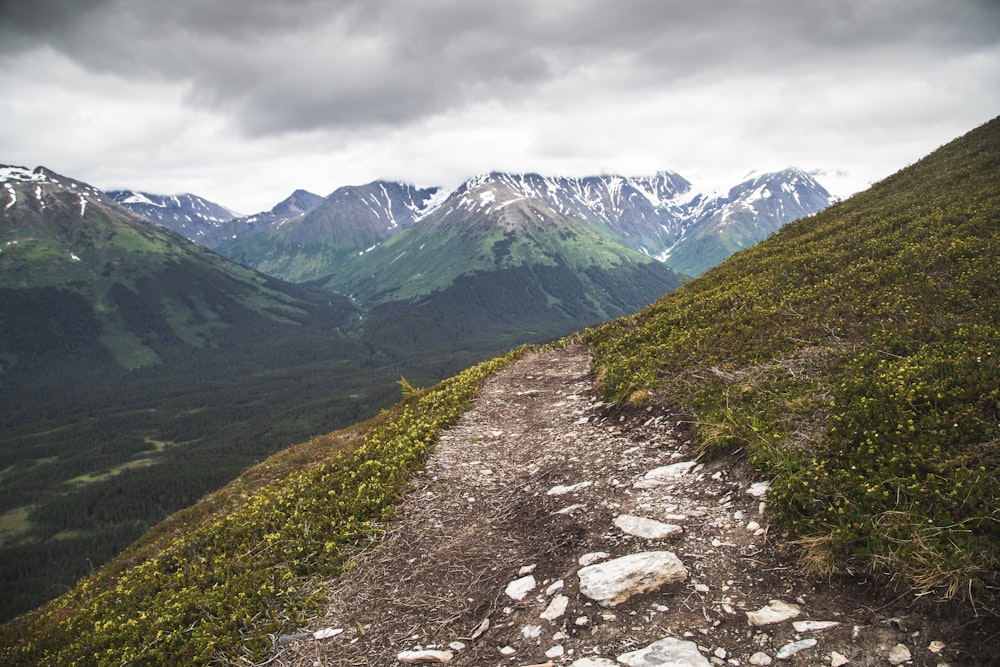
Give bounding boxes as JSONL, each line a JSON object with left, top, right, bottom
{"left": 2, "top": 0, "right": 998, "bottom": 211}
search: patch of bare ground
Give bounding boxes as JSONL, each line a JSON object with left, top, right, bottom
{"left": 268, "top": 345, "right": 995, "bottom": 667}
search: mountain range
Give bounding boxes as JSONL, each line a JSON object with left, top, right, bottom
{"left": 111, "top": 167, "right": 834, "bottom": 282}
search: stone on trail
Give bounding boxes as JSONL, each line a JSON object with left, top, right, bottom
{"left": 775, "top": 638, "right": 817, "bottom": 660}
{"left": 578, "top": 551, "right": 687, "bottom": 608}
{"left": 633, "top": 461, "right": 698, "bottom": 488}
{"left": 613, "top": 514, "right": 683, "bottom": 539}
{"left": 830, "top": 651, "right": 849, "bottom": 667}
{"left": 748, "top": 651, "right": 773, "bottom": 666}
{"left": 888, "top": 644, "right": 912, "bottom": 665}
{"left": 547, "top": 481, "right": 592, "bottom": 496}
{"left": 312, "top": 627, "right": 343, "bottom": 640}
{"left": 617, "top": 637, "right": 711, "bottom": 667}
{"left": 578, "top": 551, "right": 610, "bottom": 566}
{"left": 540, "top": 594, "right": 569, "bottom": 621}
{"left": 568, "top": 658, "right": 618, "bottom": 667}
{"left": 396, "top": 649, "right": 454, "bottom": 664}
{"left": 505, "top": 574, "right": 537, "bottom": 601}
{"left": 792, "top": 620, "right": 840, "bottom": 633}
{"left": 746, "top": 599, "right": 802, "bottom": 626}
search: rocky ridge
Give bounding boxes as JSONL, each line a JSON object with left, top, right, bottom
{"left": 269, "top": 346, "right": 983, "bottom": 667}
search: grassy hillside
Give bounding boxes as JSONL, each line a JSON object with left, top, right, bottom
{"left": 586, "top": 116, "right": 999, "bottom": 604}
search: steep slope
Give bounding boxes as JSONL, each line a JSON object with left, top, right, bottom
{"left": 665, "top": 168, "right": 833, "bottom": 275}
{"left": 107, "top": 189, "right": 237, "bottom": 243}
{"left": 1, "top": 116, "right": 996, "bottom": 665}
{"left": 217, "top": 181, "right": 440, "bottom": 282}
{"left": 586, "top": 116, "right": 999, "bottom": 605}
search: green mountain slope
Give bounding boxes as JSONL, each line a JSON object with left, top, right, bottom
{"left": 0, "top": 167, "right": 426, "bottom": 622}
{"left": 2, "top": 116, "right": 997, "bottom": 665}
{"left": 586, "top": 116, "right": 999, "bottom": 603}
{"left": 319, "top": 173, "right": 681, "bottom": 308}
{"left": 317, "top": 174, "right": 682, "bottom": 362}
{"left": 217, "top": 181, "right": 439, "bottom": 283}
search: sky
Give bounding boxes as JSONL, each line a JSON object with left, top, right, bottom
{"left": 0, "top": 1, "right": 998, "bottom": 214}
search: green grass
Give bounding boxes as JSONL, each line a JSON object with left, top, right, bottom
{"left": 584, "top": 116, "right": 1000, "bottom": 606}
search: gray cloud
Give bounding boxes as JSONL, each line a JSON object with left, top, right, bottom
{"left": 3, "top": 0, "right": 997, "bottom": 138}
{"left": 1, "top": 0, "right": 998, "bottom": 212}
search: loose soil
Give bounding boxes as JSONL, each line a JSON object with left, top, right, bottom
{"left": 270, "top": 345, "right": 997, "bottom": 667}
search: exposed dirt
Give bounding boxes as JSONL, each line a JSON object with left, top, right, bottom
{"left": 269, "top": 345, "right": 996, "bottom": 667}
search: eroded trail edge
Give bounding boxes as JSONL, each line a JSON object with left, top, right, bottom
{"left": 273, "top": 345, "right": 975, "bottom": 667}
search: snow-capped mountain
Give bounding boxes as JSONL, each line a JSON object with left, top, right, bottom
{"left": 665, "top": 168, "right": 834, "bottom": 275}
{"left": 107, "top": 190, "right": 238, "bottom": 243}
{"left": 110, "top": 166, "right": 832, "bottom": 282}
{"left": 408, "top": 168, "right": 833, "bottom": 276}
{"left": 199, "top": 189, "right": 324, "bottom": 250}
{"left": 419, "top": 171, "right": 695, "bottom": 253}
{"left": 216, "top": 181, "right": 440, "bottom": 283}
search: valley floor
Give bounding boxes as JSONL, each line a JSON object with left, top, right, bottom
{"left": 268, "top": 346, "right": 992, "bottom": 667}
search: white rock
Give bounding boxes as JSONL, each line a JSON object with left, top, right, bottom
{"left": 747, "top": 481, "right": 771, "bottom": 497}
{"left": 556, "top": 503, "right": 587, "bottom": 514}
{"left": 312, "top": 627, "right": 343, "bottom": 640}
{"left": 614, "top": 514, "right": 684, "bottom": 539}
{"left": 396, "top": 649, "right": 454, "bottom": 664}
{"left": 547, "top": 481, "right": 592, "bottom": 496}
{"left": 505, "top": 575, "right": 537, "bottom": 601}
{"left": 617, "top": 637, "right": 712, "bottom": 667}
{"left": 569, "top": 658, "right": 618, "bottom": 667}
{"left": 746, "top": 600, "right": 802, "bottom": 626}
{"left": 578, "top": 551, "right": 687, "bottom": 607}
{"left": 775, "top": 638, "right": 816, "bottom": 660}
{"left": 650, "top": 461, "right": 698, "bottom": 477}
{"left": 714, "top": 647, "right": 728, "bottom": 659}
{"left": 792, "top": 620, "right": 839, "bottom": 633}
{"left": 519, "top": 564, "right": 537, "bottom": 575}
{"left": 578, "top": 551, "right": 611, "bottom": 566}
{"left": 635, "top": 461, "right": 698, "bottom": 488}
{"left": 694, "top": 583, "right": 710, "bottom": 593}
{"left": 928, "top": 640, "right": 946, "bottom": 654}
{"left": 499, "top": 645, "right": 516, "bottom": 656}
{"left": 545, "top": 579, "right": 565, "bottom": 596}
{"left": 522, "top": 624, "right": 542, "bottom": 639}
{"left": 541, "top": 594, "right": 570, "bottom": 621}
{"left": 468, "top": 617, "right": 489, "bottom": 640}
{"left": 830, "top": 651, "right": 849, "bottom": 667}
{"left": 575, "top": 616, "right": 591, "bottom": 626}
{"left": 746, "top": 520, "right": 761, "bottom": 532}
{"left": 447, "top": 641, "right": 465, "bottom": 651}
{"left": 546, "top": 645, "right": 565, "bottom": 658}
{"left": 888, "top": 644, "right": 912, "bottom": 665}
{"left": 748, "top": 652, "right": 772, "bottom": 666}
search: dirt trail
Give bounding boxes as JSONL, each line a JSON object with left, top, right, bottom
{"left": 271, "top": 345, "right": 989, "bottom": 667}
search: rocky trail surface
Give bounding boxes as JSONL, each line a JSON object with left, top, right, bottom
{"left": 269, "top": 346, "right": 989, "bottom": 667}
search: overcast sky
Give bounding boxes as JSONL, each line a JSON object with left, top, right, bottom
{"left": 1, "top": 0, "right": 998, "bottom": 213}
